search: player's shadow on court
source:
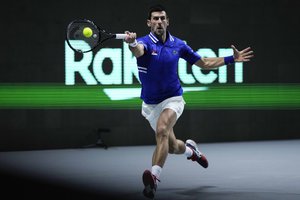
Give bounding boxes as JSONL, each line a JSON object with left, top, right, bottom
{"left": 155, "top": 186, "right": 217, "bottom": 200}
{"left": 156, "top": 186, "right": 298, "bottom": 200}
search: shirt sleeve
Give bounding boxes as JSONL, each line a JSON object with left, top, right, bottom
{"left": 137, "top": 38, "right": 148, "bottom": 52}
{"left": 181, "top": 43, "right": 201, "bottom": 65}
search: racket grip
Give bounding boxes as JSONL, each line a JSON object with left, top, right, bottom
{"left": 115, "top": 34, "right": 127, "bottom": 40}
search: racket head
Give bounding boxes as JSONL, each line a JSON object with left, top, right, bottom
{"left": 66, "top": 19, "right": 102, "bottom": 53}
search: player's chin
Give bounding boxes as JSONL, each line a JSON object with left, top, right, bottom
{"left": 155, "top": 29, "right": 165, "bottom": 35}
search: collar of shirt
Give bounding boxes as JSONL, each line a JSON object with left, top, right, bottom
{"left": 148, "top": 31, "right": 175, "bottom": 46}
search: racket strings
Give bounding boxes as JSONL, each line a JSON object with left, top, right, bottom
{"left": 67, "top": 21, "right": 100, "bottom": 52}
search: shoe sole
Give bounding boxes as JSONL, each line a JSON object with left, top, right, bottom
{"left": 143, "top": 170, "right": 156, "bottom": 199}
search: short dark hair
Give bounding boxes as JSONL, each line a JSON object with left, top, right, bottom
{"left": 147, "top": 4, "right": 167, "bottom": 20}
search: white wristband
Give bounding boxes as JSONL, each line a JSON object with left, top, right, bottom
{"left": 129, "top": 39, "right": 138, "bottom": 47}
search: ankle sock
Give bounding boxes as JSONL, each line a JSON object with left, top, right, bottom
{"left": 184, "top": 146, "right": 193, "bottom": 158}
{"left": 151, "top": 165, "right": 162, "bottom": 179}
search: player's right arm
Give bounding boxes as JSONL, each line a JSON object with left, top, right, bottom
{"left": 124, "top": 31, "right": 145, "bottom": 58}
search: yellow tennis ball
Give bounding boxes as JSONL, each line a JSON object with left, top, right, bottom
{"left": 83, "top": 27, "right": 93, "bottom": 38}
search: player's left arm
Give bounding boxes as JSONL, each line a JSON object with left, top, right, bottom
{"left": 194, "top": 45, "right": 254, "bottom": 69}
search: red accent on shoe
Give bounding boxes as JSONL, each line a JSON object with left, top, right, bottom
{"left": 188, "top": 151, "right": 198, "bottom": 161}
{"left": 142, "top": 170, "right": 158, "bottom": 199}
{"left": 187, "top": 151, "right": 209, "bottom": 168}
{"left": 199, "top": 154, "right": 209, "bottom": 168}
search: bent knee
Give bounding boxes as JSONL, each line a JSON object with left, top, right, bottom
{"left": 156, "top": 125, "right": 169, "bottom": 138}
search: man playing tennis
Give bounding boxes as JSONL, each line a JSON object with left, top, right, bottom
{"left": 124, "top": 4, "right": 253, "bottom": 199}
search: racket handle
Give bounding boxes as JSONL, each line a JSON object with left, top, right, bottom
{"left": 114, "top": 34, "right": 127, "bottom": 40}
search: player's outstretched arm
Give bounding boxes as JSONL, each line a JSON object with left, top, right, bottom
{"left": 195, "top": 45, "right": 254, "bottom": 69}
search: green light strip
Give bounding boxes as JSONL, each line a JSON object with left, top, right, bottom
{"left": 184, "top": 84, "right": 300, "bottom": 109}
{"left": 0, "top": 84, "right": 299, "bottom": 109}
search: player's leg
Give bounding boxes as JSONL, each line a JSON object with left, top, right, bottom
{"left": 143, "top": 108, "right": 176, "bottom": 199}
{"left": 168, "top": 128, "right": 185, "bottom": 154}
{"left": 153, "top": 108, "right": 177, "bottom": 167}
{"left": 151, "top": 147, "right": 157, "bottom": 166}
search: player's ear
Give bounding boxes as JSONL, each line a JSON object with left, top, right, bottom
{"left": 147, "top": 19, "right": 151, "bottom": 27}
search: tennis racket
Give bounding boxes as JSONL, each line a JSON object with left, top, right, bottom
{"left": 66, "top": 19, "right": 127, "bottom": 53}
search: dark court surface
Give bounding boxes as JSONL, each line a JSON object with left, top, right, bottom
{"left": 0, "top": 139, "right": 299, "bottom": 200}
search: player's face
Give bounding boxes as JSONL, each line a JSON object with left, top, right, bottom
{"left": 147, "top": 11, "right": 169, "bottom": 37}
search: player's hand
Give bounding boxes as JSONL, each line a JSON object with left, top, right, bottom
{"left": 124, "top": 31, "right": 137, "bottom": 43}
{"left": 231, "top": 45, "right": 254, "bottom": 62}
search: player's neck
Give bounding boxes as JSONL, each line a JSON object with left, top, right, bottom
{"left": 154, "top": 32, "right": 167, "bottom": 43}
{"left": 161, "top": 34, "right": 167, "bottom": 43}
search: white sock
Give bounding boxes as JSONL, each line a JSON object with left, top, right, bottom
{"left": 184, "top": 146, "right": 193, "bottom": 158}
{"left": 151, "top": 165, "right": 162, "bottom": 179}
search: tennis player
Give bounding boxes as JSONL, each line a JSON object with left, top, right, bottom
{"left": 124, "top": 4, "right": 253, "bottom": 199}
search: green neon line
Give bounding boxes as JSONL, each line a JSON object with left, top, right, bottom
{"left": 0, "top": 83, "right": 299, "bottom": 109}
